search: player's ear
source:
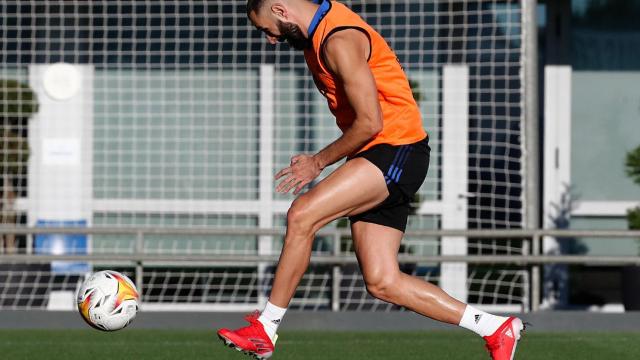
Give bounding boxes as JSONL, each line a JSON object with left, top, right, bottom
{"left": 270, "top": 2, "right": 288, "bottom": 20}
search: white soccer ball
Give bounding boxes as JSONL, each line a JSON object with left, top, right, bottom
{"left": 77, "top": 270, "right": 140, "bottom": 331}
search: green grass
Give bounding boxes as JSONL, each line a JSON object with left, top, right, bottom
{"left": 1, "top": 330, "right": 639, "bottom": 360}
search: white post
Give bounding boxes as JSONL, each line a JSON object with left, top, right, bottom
{"left": 542, "top": 65, "right": 572, "bottom": 308}
{"left": 28, "top": 63, "right": 93, "bottom": 228}
{"left": 29, "top": 63, "right": 94, "bottom": 310}
{"left": 440, "top": 65, "right": 469, "bottom": 303}
{"left": 258, "top": 64, "right": 275, "bottom": 308}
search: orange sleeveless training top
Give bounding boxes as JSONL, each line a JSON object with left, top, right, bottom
{"left": 303, "top": 0, "right": 427, "bottom": 154}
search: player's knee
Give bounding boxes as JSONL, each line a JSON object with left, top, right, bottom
{"left": 286, "top": 197, "right": 314, "bottom": 235}
{"left": 364, "top": 272, "right": 399, "bottom": 302}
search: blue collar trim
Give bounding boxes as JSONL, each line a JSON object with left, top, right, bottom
{"left": 308, "top": 0, "right": 331, "bottom": 39}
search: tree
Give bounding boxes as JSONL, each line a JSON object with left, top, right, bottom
{"left": 0, "top": 80, "right": 38, "bottom": 253}
{"left": 626, "top": 145, "right": 640, "bottom": 230}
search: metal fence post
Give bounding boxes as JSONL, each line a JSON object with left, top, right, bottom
{"left": 135, "top": 231, "right": 144, "bottom": 295}
{"left": 26, "top": 233, "right": 33, "bottom": 255}
{"left": 331, "top": 230, "right": 341, "bottom": 312}
{"left": 531, "top": 232, "right": 541, "bottom": 312}
{"left": 521, "top": 239, "right": 530, "bottom": 313}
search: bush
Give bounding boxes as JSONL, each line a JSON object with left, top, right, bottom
{"left": 627, "top": 145, "right": 640, "bottom": 230}
{"left": 626, "top": 145, "right": 640, "bottom": 186}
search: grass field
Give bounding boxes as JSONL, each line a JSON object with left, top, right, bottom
{"left": 1, "top": 329, "right": 639, "bottom": 360}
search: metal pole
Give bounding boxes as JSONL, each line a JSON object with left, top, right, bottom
{"left": 2, "top": 226, "right": 640, "bottom": 238}
{"left": 521, "top": 239, "right": 530, "bottom": 313}
{"left": 523, "top": 0, "right": 540, "bottom": 234}
{"left": 331, "top": 230, "right": 341, "bottom": 312}
{"left": 522, "top": 0, "right": 540, "bottom": 311}
{"left": 26, "top": 232, "right": 33, "bottom": 255}
{"left": 531, "top": 232, "right": 541, "bottom": 312}
{"left": 135, "top": 231, "right": 144, "bottom": 294}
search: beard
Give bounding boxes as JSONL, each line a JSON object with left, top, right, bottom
{"left": 276, "top": 20, "right": 311, "bottom": 50}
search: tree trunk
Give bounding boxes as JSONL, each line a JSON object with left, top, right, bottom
{"left": 1, "top": 174, "right": 17, "bottom": 254}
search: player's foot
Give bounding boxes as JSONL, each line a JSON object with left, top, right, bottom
{"left": 483, "top": 316, "right": 525, "bottom": 360}
{"left": 217, "top": 311, "right": 277, "bottom": 359}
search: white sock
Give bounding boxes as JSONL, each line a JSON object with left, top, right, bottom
{"left": 258, "top": 301, "right": 287, "bottom": 342}
{"left": 458, "top": 305, "right": 509, "bottom": 337}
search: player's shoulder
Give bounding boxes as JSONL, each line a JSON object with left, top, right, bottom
{"left": 323, "top": 30, "right": 356, "bottom": 51}
{"left": 322, "top": 29, "right": 370, "bottom": 60}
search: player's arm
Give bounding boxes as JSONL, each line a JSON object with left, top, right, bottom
{"left": 274, "top": 29, "right": 382, "bottom": 194}
{"left": 312, "top": 30, "right": 382, "bottom": 169}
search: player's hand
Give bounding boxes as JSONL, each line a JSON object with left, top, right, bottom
{"left": 274, "top": 154, "right": 323, "bottom": 195}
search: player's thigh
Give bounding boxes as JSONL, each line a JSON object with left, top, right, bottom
{"left": 293, "top": 158, "right": 388, "bottom": 227}
{"left": 351, "top": 221, "right": 403, "bottom": 284}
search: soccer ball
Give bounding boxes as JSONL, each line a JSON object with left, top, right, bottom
{"left": 77, "top": 270, "right": 140, "bottom": 331}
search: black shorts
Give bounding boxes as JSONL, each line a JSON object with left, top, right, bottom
{"left": 348, "top": 136, "right": 430, "bottom": 232}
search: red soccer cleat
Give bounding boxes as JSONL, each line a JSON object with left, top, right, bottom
{"left": 217, "top": 311, "right": 276, "bottom": 359}
{"left": 483, "top": 317, "right": 525, "bottom": 360}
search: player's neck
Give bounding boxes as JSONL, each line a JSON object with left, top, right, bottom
{"left": 292, "top": 0, "right": 322, "bottom": 39}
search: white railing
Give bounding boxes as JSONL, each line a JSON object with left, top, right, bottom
{"left": 1, "top": 227, "right": 639, "bottom": 313}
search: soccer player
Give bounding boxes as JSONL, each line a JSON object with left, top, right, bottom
{"left": 218, "top": 1, "right": 525, "bottom": 359}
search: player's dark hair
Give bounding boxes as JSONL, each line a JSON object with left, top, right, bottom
{"left": 247, "top": 0, "right": 315, "bottom": 15}
{"left": 246, "top": 0, "right": 268, "bottom": 15}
